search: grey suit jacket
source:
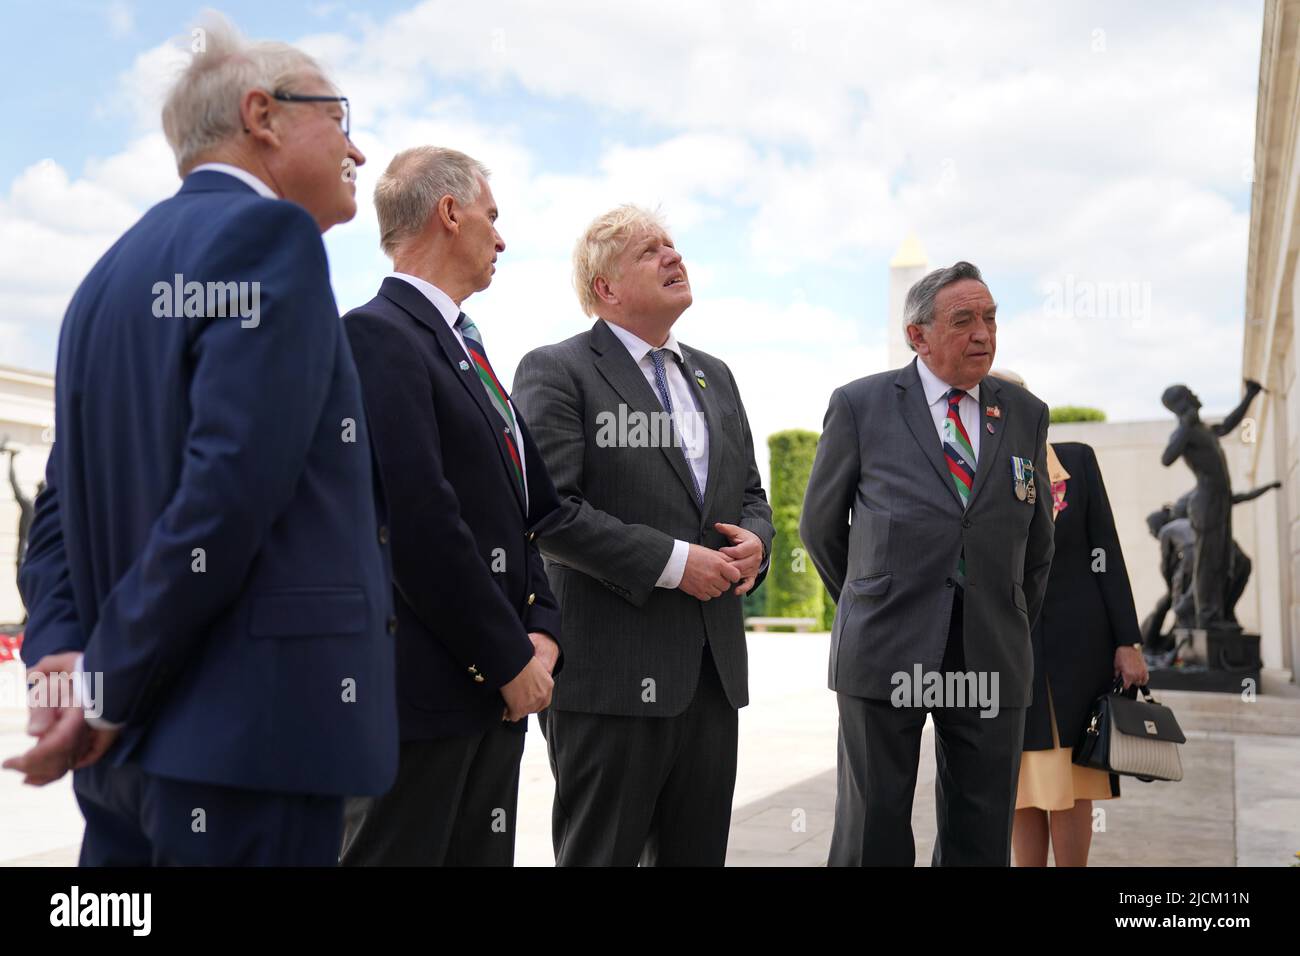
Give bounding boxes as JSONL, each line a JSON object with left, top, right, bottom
{"left": 512, "top": 319, "right": 774, "bottom": 717}
{"left": 799, "top": 358, "right": 1054, "bottom": 708}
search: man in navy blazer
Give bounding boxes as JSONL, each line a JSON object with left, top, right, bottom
{"left": 3, "top": 18, "right": 397, "bottom": 865}
{"left": 339, "top": 147, "right": 561, "bottom": 866}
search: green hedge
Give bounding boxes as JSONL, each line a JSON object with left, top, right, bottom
{"left": 1050, "top": 405, "right": 1106, "bottom": 423}
{"left": 762, "top": 430, "right": 824, "bottom": 626}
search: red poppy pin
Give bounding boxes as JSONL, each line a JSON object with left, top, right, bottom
{"left": 986, "top": 405, "right": 1001, "bottom": 419}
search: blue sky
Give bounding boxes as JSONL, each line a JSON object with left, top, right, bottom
{"left": 0, "top": 1, "right": 1266, "bottom": 481}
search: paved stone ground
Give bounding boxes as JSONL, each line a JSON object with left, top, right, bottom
{"left": 3, "top": 634, "right": 1298, "bottom": 867}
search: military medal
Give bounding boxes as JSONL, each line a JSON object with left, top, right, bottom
{"left": 1011, "top": 455, "right": 1033, "bottom": 502}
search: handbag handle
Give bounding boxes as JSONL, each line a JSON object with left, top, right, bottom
{"left": 1110, "top": 676, "right": 1155, "bottom": 703}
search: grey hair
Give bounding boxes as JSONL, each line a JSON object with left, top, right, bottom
{"left": 161, "top": 11, "right": 330, "bottom": 174}
{"left": 903, "top": 261, "right": 986, "bottom": 352}
{"left": 374, "top": 146, "right": 490, "bottom": 258}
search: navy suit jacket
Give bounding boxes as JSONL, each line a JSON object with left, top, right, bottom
{"left": 20, "top": 170, "right": 398, "bottom": 796}
{"left": 343, "top": 277, "right": 562, "bottom": 740}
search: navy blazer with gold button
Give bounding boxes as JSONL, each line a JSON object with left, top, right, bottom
{"left": 344, "top": 277, "right": 562, "bottom": 739}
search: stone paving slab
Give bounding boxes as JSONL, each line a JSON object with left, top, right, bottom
{"left": 4, "top": 636, "right": 1298, "bottom": 867}
{"left": 723, "top": 734, "right": 1245, "bottom": 867}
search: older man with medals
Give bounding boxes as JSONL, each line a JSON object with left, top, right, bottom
{"left": 801, "top": 261, "right": 1056, "bottom": 866}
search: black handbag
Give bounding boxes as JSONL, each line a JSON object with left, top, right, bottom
{"left": 1072, "top": 679, "right": 1186, "bottom": 782}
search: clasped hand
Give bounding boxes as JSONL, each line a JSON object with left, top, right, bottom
{"left": 500, "top": 632, "right": 557, "bottom": 722}
{"left": 2, "top": 651, "right": 119, "bottom": 787}
{"left": 679, "top": 523, "right": 763, "bottom": 601}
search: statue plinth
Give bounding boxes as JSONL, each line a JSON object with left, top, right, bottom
{"left": 1146, "top": 625, "right": 1261, "bottom": 693}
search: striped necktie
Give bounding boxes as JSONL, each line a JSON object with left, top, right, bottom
{"left": 455, "top": 312, "right": 525, "bottom": 495}
{"left": 943, "top": 387, "right": 976, "bottom": 584}
{"left": 648, "top": 348, "right": 704, "bottom": 507}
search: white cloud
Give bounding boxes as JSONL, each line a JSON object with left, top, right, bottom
{"left": 103, "top": 36, "right": 189, "bottom": 131}
{"left": 83, "top": 133, "right": 178, "bottom": 206}
{"left": 2, "top": 0, "right": 1263, "bottom": 464}
{"left": 1001, "top": 306, "right": 1244, "bottom": 424}
{"left": 0, "top": 319, "right": 51, "bottom": 372}
{"left": 6, "top": 158, "right": 142, "bottom": 235}
{"left": 0, "top": 136, "right": 177, "bottom": 351}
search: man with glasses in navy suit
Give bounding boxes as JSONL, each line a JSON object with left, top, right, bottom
{"left": 5, "top": 15, "right": 397, "bottom": 866}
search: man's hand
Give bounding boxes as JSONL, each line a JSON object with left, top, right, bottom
{"left": 715, "top": 522, "right": 764, "bottom": 596}
{"left": 528, "top": 631, "right": 560, "bottom": 675}
{"left": 500, "top": 656, "right": 554, "bottom": 722}
{"left": 679, "top": 543, "right": 742, "bottom": 601}
{"left": 2, "top": 652, "right": 119, "bottom": 786}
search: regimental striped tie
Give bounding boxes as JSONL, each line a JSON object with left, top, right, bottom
{"left": 455, "top": 312, "right": 526, "bottom": 496}
{"left": 943, "top": 387, "right": 976, "bottom": 585}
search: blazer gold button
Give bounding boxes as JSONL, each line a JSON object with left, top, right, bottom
{"left": 527, "top": 592, "right": 536, "bottom": 606}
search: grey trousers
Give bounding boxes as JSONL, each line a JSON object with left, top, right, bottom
{"left": 542, "top": 644, "right": 739, "bottom": 866}
{"left": 829, "top": 591, "right": 1026, "bottom": 866}
{"left": 340, "top": 722, "right": 525, "bottom": 866}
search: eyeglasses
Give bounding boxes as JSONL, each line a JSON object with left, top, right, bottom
{"left": 272, "top": 92, "right": 350, "bottom": 139}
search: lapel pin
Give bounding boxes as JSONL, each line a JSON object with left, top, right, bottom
{"left": 458, "top": 360, "right": 470, "bottom": 371}
{"left": 986, "top": 422, "right": 995, "bottom": 434}
{"left": 986, "top": 405, "right": 1001, "bottom": 418}
{"left": 695, "top": 369, "right": 707, "bottom": 389}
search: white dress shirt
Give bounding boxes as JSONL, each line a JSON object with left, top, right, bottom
{"left": 389, "top": 273, "right": 529, "bottom": 509}
{"left": 602, "top": 320, "right": 710, "bottom": 590}
{"left": 914, "top": 355, "right": 981, "bottom": 463}
{"left": 189, "top": 162, "right": 278, "bottom": 199}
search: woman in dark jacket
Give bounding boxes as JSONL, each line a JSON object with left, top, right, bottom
{"left": 992, "top": 375, "right": 1148, "bottom": 867}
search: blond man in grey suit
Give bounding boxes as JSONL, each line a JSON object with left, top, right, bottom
{"left": 512, "top": 205, "right": 773, "bottom": 866}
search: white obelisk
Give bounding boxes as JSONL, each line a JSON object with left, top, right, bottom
{"left": 888, "top": 235, "right": 929, "bottom": 369}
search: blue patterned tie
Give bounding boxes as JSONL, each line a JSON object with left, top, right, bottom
{"left": 649, "top": 348, "right": 703, "bottom": 507}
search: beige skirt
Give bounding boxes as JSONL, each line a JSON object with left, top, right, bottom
{"left": 1016, "top": 685, "right": 1115, "bottom": 811}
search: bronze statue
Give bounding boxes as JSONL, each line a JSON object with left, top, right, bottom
{"left": 1142, "top": 480, "right": 1280, "bottom": 650}
{"left": 1160, "top": 379, "right": 1264, "bottom": 630}
{"left": 1142, "top": 503, "right": 1195, "bottom": 650}
{"left": 2, "top": 437, "right": 44, "bottom": 620}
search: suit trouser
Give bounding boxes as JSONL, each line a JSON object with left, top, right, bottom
{"left": 542, "top": 643, "right": 738, "bottom": 866}
{"left": 74, "top": 762, "right": 343, "bottom": 866}
{"left": 828, "top": 590, "right": 1026, "bottom": 866}
{"left": 340, "top": 721, "right": 525, "bottom": 866}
